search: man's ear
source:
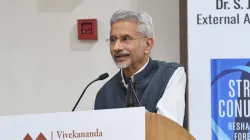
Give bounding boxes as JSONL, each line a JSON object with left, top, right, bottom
{"left": 144, "top": 38, "right": 154, "bottom": 54}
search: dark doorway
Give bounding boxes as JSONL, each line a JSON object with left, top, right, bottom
{"left": 179, "top": 0, "right": 189, "bottom": 130}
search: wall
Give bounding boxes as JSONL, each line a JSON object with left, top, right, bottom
{"left": 0, "top": 0, "right": 180, "bottom": 116}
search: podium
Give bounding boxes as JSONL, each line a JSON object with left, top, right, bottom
{"left": 0, "top": 107, "right": 195, "bottom": 140}
{"left": 146, "top": 112, "right": 195, "bottom": 140}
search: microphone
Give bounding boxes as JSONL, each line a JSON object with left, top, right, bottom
{"left": 130, "top": 81, "right": 149, "bottom": 112}
{"left": 98, "top": 73, "right": 109, "bottom": 80}
{"left": 129, "top": 80, "right": 142, "bottom": 107}
{"left": 72, "top": 73, "right": 109, "bottom": 112}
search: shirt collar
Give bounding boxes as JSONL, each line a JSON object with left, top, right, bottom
{"left": 121, "top": 58, "right": 149, "bottom": 88}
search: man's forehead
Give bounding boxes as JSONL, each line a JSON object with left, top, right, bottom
{"left": 110, "top": 32, "right": 138, "bottom": 37}
{"left": 110, "top": 20, "right": 138, "bottom": 36}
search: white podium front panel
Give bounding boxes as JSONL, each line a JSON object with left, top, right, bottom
{"left": 0, "top": 107, "right": 145, "bottom": 140}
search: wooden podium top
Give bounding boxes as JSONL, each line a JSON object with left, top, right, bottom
{"left": 146, "top": 112, "right": 195, "bottom": 140}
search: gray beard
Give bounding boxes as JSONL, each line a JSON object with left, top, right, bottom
{"left": 116, "top": 63, "right": 130, "bottom": 69}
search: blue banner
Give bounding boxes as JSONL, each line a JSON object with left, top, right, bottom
{"left": 211, "top": 59, "right": 250, "bottom": 140}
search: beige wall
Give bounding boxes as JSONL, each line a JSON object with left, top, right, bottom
{"left": 0, "top": 0, "right": 179, "bottom": 115}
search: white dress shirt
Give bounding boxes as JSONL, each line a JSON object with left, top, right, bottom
{"left": 121, "top": 58, "right": 186, "bottom": 126}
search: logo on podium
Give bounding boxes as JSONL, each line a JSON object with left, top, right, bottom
{"left": 23, "top": 132, "right": 47, "bottom": 140}
{"left": 22, "top": 129, "right": 102, "bottom": 140}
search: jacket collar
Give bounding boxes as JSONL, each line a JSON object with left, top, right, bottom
{"left": 120, "top": 57, "right": 154, "bottom": 88}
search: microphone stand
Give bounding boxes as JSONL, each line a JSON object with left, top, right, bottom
{"left": 72, "top": 79, "right": 98, "bottom": 112}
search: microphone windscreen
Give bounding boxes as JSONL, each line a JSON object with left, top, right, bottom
{"left": 98, "top": 73, "right": 109, "bottom": 80}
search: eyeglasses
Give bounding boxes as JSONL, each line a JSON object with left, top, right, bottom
{"left": 106, "top": 35, "right": 143, "bottom": 47}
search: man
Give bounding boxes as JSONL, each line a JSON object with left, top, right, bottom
{"left": 94, "top": 10, "right": 186, "bottom": 126}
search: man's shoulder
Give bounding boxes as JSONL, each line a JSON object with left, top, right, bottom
{"left": 153, "top": 59, "right": 185, "bottom": 72}
{"left": 98, "top": 71, "right": 121, "bottom": 91}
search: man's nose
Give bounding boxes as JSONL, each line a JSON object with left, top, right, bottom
{"left": 112, "top": 39, "right": 124, "bottom": 51}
